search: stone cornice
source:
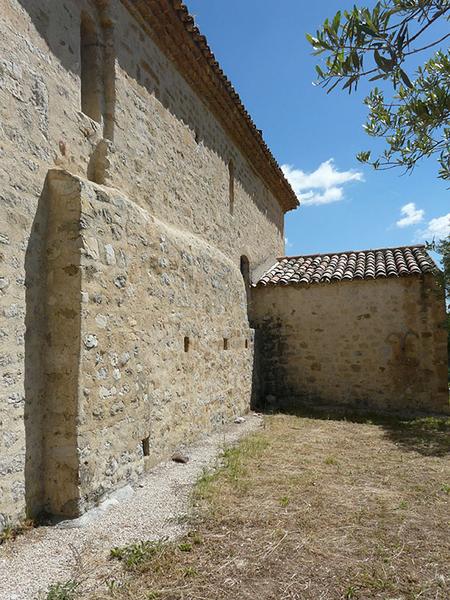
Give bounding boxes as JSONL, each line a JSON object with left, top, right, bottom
{"left": 120, "top": 0, "right": 299, "bottom": 212}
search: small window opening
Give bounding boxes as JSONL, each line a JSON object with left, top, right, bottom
{"left": 142, "top": 436, "right": 150, "bottom": 457}
{"left": 184, "top": 336, "right": 190, "bottom": 352}
{"left": 223, "top": 338, "right": 229, "bottom": 350}
{"left": 245, "top": 339, "right": 249, "bottom": 349}
{"left": 228, "top": 159, "right": 235, "bottom": 215}
{"left": 80, "top": 14, "right": 102, "bottom": 122}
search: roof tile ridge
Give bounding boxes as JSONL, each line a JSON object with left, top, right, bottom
{"left": 277, "top": 243, "right": 427, "bottom": 261}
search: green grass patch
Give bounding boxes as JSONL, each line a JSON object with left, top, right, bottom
{"left": 194, "top": 434, "right": 269, "bottom": 502}
{"left": 44, "top": 580, "right": 79, "bottom": 600}
{"left": 110, "top": 540, "right": 168, "bottom": 570}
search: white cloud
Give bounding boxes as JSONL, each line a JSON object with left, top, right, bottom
{"left": 396, "top": 202, "right": 425, "bottom": 228}
{"left": 419, "top": 213, "right": 450, "bottom": 240}
{"left": 301, "top": 186, "right": 343, "bottom": 205}
{"left": 285, "top": 236, "right": 293, "bottom": 249}
{"left": 282, "top": 159, "right": 364, "bottom": 206}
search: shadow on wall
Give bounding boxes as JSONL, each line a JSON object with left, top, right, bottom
{"left": 24, "top": 172, "right": 83, "bottom": 519}
{"left": 16, "top": 0, "right": 281, "bottom": 230}
{"left": 261, "top": 405, "right": 450, "bottom": 458}
{"left": 250, "top": 328, "right": 263, "bottom": 411}
{"left": 249, "top": 317, "right": 290, "bottom": 412}
{"left": 24, "top": 179, "right": 49, "bottom": 518}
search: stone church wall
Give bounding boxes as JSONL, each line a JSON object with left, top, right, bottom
{"left": 0, "top": 0, "right": 283, "bottom": 527}
{"left": 35, "top": 170, "right": 253, "bottom": 517}
{"left": 251, "top": 276, "right": 449, "bottom": 416}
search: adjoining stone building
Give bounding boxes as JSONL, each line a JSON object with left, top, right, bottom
{"left": 0, "top": 0, "right": 447, "bottom": 532}
{"left": 251, "top": 247, "right": 449, "bottom": 415}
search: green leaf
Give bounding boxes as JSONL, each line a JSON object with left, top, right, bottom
{"left": 342, "top": 75, "right": 357, "bottom": 92}
{"left": 305, "top": 33, "right": 319, "bottom": 47}
{"left": 399, "top": 69, "right": 413, "bottom": 89}
{"left": 369, "top": 73, "right": 386, "bottom": 82}
{"left": 356, "top": 151, "right": 371, "bottom": 163}
{"left": 332, "top": 11, "right": 342, "bottom": 33}
{"left": 359, "top": 24, "right": 378, "bottom": 37}
{"left": 315, "top": 65, "right": 325, "bottom": 78}
{"left": 374, "top": 49, "right": 394, "bottom": 73}
{"left": 351, "top": 51, "right": 360, "bottom": 69}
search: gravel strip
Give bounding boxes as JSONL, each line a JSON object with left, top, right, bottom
{"left": 0, "top": 414, "right": 262, "bottom": 600}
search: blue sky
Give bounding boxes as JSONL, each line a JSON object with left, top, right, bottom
{"left": 186, "top": 0, "right": 449, "bottom": 257}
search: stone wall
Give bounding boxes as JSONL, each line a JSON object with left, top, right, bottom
{"left": 251, "top": 276, "right": 449, "bottom": 415}
{"left": 0, "top": 0, "right": 284, "bottom": 527}
{"left": 3, "top": 0, "right": 285, "bottom": 265}
{"left": 35, "top": 170, "right": 253, "bottom": 517}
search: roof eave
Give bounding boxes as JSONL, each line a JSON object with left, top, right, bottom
{"left": 255, "top": 246, "right": 437, "bottom": 286}
{"left": 120, "top": 0, "right": 299, "bottom": 212}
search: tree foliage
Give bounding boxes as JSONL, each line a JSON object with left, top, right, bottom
{"left": 427, "top": 238, "right": 450, "bottom": 365}
{"left": 307, "top": 1, "right": 450, "bottom": 180}
{"left": 427, "top": 237, "right": 450, "bottom": 299}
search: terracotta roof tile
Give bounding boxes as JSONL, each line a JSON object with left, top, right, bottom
{"left": 256, "top": 245, "right": 437, "bottom": 287}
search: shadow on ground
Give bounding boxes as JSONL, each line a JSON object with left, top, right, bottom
{"left": 260, "top": 405, "right": 450, "bottom": 458}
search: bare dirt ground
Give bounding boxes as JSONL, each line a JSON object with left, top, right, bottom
{"left": 82, "top": 412, "right": 450, "bottom": 600}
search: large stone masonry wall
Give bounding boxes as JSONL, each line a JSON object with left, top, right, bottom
{"left": 0, "top": 0, "right": 283, "bottom": 527}
{"left": 3, "top": 0, "right": 285, "bottom": 266}
{"left": 35, "top": 170, "right": 254, "bottom": 518}
{"left": 251, "top": 276, "right": 449, "bottom": 415}
{"left": 109, "top": 1, "right": 285, "bottom": 263}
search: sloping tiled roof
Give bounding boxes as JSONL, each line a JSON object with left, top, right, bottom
{"left": 121, "top": 0, "right": 299, "bottom": 212}
{"left": 256, "top": 246, "right": 437, "bottom": 287}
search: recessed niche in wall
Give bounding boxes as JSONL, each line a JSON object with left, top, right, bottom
{"left": 228, "top": 159, "right": 235, "bottom": 215}
{"left": 80, "top": 9, "right": 115, "bottom": 142}
{"left": 142, "top": 436, "right": 150, "bottom": 457}
{"left": 245, "top": 339, "right": 249, "bottom": 349}
{"left": 80, "top": 13, "right": 102, "bottom": 123}
{"left": 184, "top": 336, "right": 190, "bottom": 352}
{"left": 240, "top": 255, "right": 251, "bottom": 309}
{"left": 240, "top": 255, "right": 250, "bottom": 285}
{"left": 223, "top": 338, "right": 229, "bottom": 350}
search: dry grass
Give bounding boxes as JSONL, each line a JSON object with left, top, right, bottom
{"left": 81, "top": 413, "right": 450, "bottom": 600}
